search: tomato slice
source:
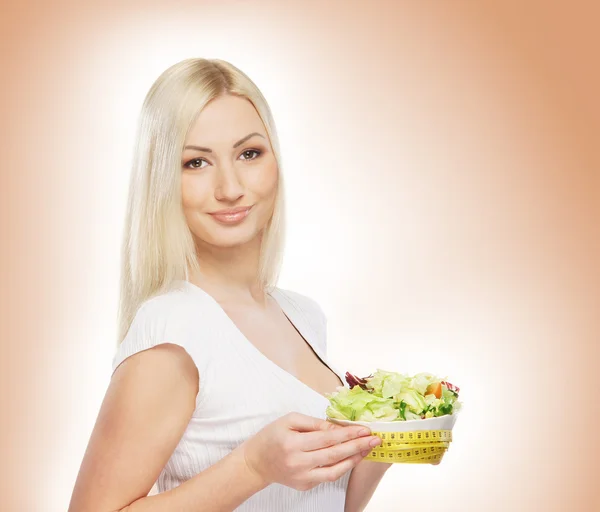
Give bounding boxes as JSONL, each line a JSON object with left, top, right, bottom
{"left": 425, "top": 382, "right": 442, "bottom": 398}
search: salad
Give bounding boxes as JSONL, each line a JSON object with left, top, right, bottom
{"left": 325, "top": 369, "right": 462, "bottom": 422}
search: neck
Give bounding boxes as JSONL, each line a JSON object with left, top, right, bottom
{"left": 189, "top": 233, "right": 267, "bottom": 306}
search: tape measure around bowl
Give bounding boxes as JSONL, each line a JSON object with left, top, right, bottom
{"left": 375, "top": 429, "right": 452, "bottom": 443}
{"left": 365, "top": 429, "right": 453, "bottom": 464}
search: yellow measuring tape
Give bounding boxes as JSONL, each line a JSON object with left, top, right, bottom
{"left": 365, "top": 429, "right": 453, "bottom": 464}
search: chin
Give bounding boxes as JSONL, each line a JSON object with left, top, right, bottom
{"left": 201, "top": 227, "right": 264, "bottom": 248}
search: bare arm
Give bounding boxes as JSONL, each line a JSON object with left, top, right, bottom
{"left": 121, "top": 447, "right": 267, "bottom": 512}
{"left": 68, "top": 344, "right": 267, "bottom": 512}
{"left": 344, "top": 459, "right": 392, "bottom": 512}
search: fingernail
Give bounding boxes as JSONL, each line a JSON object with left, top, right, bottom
{"left": 369, "top": 437, "right": 382, "bottom": 447}
{"left": 359, "top": 428, "right": 371, "bottom": 436}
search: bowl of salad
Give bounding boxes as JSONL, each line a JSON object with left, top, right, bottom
{"left": 325, "top": 369, "right": 462, "bottom": 463}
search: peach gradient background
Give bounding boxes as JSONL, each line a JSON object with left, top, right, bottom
{"left": 1, "top": 1, "right": 598, "bottom": 511}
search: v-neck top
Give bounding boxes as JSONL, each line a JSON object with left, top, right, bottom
{"left": 111, "top": 280, "right": 351, "bottom": 511}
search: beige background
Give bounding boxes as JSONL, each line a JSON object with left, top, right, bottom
{"left": 1, "top": 0, "right": 598, "bottom": 510}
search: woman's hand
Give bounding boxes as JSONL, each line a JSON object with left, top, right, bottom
{"left": 239, "top": 412, "right": 382, "bottom": 491}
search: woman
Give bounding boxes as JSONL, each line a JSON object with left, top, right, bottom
{"left": 69, "top": 58, "right": 390, "bottom": 512}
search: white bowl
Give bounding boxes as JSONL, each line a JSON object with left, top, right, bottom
{"left": 327, "top": 412, "right": 459, "bottom": 432}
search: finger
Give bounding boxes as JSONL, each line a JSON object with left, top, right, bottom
{"left": 309, "top": 451, "right": 365, "bottom": 483}
{"left": 320, "top": 419, "right": 344, "bottom": 430}
{"left": 324, "top": 419, "right": 372, "bottom": 435}
{"left": 285, "top": 413, "right": 335, "bottom": 433}
{"left": 310, "top": 435, "right": 381, "bottom": 467}
{"left": 299, "top": 425, "right": 372, "bottom": 452}
{"left": 317, "top": 446, "right": 372, "bottom": 468}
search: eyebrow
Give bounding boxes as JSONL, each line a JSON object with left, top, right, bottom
{"left": 183, "top": 132, "right": 265, "bottom": 152}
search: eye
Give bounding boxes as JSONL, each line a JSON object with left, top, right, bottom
{"left": 184, "top": 158, "right": 208, "bottom": 170}
{"left": 183, "top": 149, "right": 262, "bottom": 170}
{"left": 240, "top": 149, "right": 262, "bottom": 161}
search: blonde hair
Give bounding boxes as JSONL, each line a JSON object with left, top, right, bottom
{"left": 116, "top": 58, "right": 287, "bottom": 344}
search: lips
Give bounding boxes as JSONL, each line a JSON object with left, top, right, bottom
{"left": 209, "top": 206, "right": 252, "bottom": 215}
{"left": 208, "top": 205, "right": 253, "bottom": 224}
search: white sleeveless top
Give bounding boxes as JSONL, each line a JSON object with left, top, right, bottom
{"left": 111, "top": 280, "right": 351, "bottom": 511}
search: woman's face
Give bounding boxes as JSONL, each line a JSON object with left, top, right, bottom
{"left": 181, "top": 94, "right": 279, "bottom": 249}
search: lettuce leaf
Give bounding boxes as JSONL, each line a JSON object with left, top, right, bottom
{"left": 326, "top": 369, "right": 463, "bottom": 422}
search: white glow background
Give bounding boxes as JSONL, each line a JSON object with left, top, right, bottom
{"left": 1, "top": 1, "right": 597, "bottom": 511}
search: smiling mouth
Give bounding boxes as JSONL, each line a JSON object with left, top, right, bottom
{"left": 209, "top": 206, "right": 252, "bottom": 215}
{"left": 208, "top": 205, "right": 253, "bottom": 224}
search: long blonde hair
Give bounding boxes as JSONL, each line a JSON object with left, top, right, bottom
{"left": 116, "top": 58, "right": 287, "bottom": 344}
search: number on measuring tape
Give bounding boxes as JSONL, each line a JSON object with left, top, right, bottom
{"left": 365, "top": 429, "right": 454, "bottom": 464}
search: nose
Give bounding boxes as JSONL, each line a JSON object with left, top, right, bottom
{"left": 214, "top": 163, "right": 244, "bottom": 202}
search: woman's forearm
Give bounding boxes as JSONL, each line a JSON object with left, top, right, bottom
{"left": 121, "top": 445, "right": 267, "bottom": 512}
{"left": 344, "top": 459, "right": 392, "bottom": 512}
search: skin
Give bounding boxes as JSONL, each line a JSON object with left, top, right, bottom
{"left": 180, "top": 93, "right": 278, "bottom": 307}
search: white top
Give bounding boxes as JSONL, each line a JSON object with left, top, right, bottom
{"left": 111, "top": 280, "right": 351, "bottom": 511}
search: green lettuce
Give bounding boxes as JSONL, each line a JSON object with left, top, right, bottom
{"left": 325, "top": 385, "right": 399, "bottom": 421}
{"left": 326, "top": 369, "right": 462, "bottom": 422}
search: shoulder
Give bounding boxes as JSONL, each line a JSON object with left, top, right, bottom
{"left": 273, "top": 286, "right": 328, "bottom": 349}
{"left": 135, "top": 281, "right": 209, "bottom": 316}
{"left": 129, "top": 281, "right": 222, "bottom": 334}
{"left": 113, "top": 283, "right": 217, "bottom": 375}
{"left": 275, "top": 287, "right": 327, "bottom": 321}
